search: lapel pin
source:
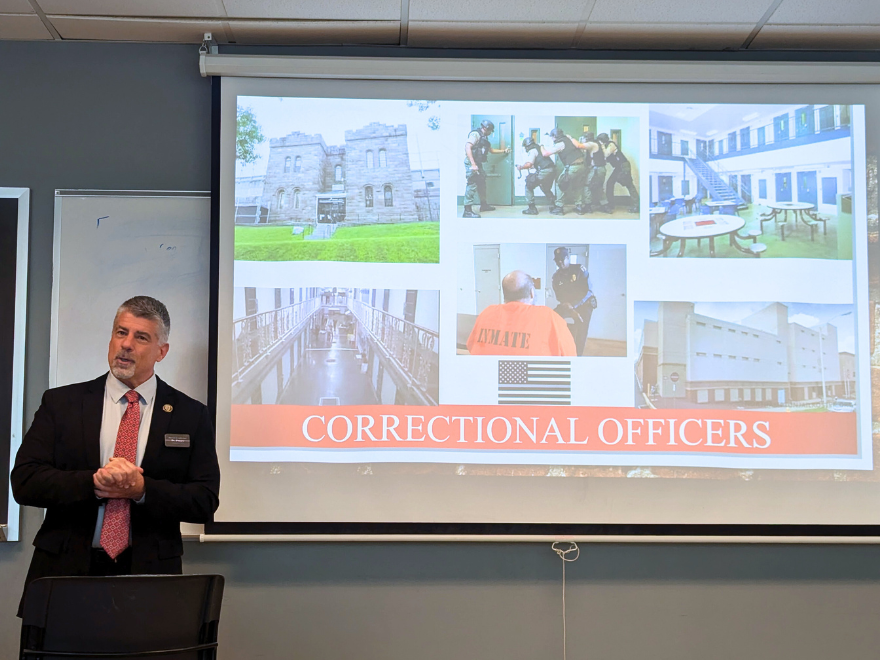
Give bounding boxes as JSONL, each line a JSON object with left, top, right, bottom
{"left": 163, "top": 404, "right": 173, "bottom": 413}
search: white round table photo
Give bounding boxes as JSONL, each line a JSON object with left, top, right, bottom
{"left": 653, "top": 214, "right": 755, "bottom": 257}
{"left": 761, "top": 201, "right": 817, "bottom": 239}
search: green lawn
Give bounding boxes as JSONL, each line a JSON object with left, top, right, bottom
{"left": 235, "top": 222, "right": 440, "bottom": 263}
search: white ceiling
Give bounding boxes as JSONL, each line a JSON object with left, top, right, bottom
{"left": 1, "top": 0, "right": 879, "bottom": 50}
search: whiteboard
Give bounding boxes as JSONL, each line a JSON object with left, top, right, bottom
{"left": 51, "top": 191, "right": 211, "bottom": 401}
{"left": 51, "top": 191, "right": 211, "bottom": 539}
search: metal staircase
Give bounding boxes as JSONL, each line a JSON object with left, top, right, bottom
{"left": 685, "top": 156, "right": 746, "bottom": 208}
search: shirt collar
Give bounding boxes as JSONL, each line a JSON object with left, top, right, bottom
{"left": 106, "top": 372, "right": 157, "bottom": 405}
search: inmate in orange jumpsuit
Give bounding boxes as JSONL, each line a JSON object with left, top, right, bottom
{"left": 466, "top": 302, "right": 576, "bottom": 356}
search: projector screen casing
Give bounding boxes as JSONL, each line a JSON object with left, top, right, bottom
{"left": 209, "top": 57, "right": 880, "bottom": 538}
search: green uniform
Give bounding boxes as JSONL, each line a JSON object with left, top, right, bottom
{"left": 553, "top": 135, "right": 586, "bottom": 210}
{"left": 464, "top": 129, "right": 491, "bottom": 208}
{"left": 524, "top": 149, "right": 557, "bottom": 205}
{"left": 583, "top": 142, "right": 608, "bottom": 208}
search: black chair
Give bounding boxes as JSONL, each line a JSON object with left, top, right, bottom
{"left": 20, "top": 574, "right": 224, "bottom": 660}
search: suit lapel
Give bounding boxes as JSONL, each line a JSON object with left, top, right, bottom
{"left": 142, "top": 376, "right": 174, "bottom": 470}
{"left": 83, "top": 375, "right": 106, "bottom": 469}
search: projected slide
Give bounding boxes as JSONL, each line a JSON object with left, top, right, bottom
{"left": 221, "top": 94, "right": 871, "bottom": 481}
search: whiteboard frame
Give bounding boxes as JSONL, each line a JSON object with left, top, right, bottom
{"left": 50, "top": 189, "right": 212, "bottom": 389}
{"left": 2, "top": 187, "right": 29, "bottom": 543}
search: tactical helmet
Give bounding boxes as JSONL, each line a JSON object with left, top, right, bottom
{"left": 549, "top": 127, "right": 565, "bottom": 142}
{"left": 522, "top": 136, "right": 538, "bottom": 151}
{"left": 480, "top": 119, "right": 495, "bottom": 133}
{"left": 582, "top": 131, "right": 596, "bottom": 142}
{"left": 596, "top": 133, "right": 610, "bottom": 145}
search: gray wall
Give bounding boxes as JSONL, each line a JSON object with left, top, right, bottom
{"left": 3, "top": 40, "right": 880, "bottom": 660}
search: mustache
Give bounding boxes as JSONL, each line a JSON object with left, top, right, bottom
{"left": 113, "top": 351, "right": 134, "bottom": 360}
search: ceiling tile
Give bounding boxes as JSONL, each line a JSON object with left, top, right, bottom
{"left": 409, "top": 0, "right": 592, "bottom": 23}
{"left": 36, "top": 0, "right": 226, "bottom": 18}
{"left": 750, "top": 24, "right": 880, "bottom": 49}
{"left": 0, "top": 13, "right": 52, "bottom": 38}
{"left": 578, "top": 22, "right": 753, "bottom": 49}
{"left": 226, "top": 20, "right": 399, "bottom": 45}
{"left": 48, "top": 15, "right": 226, "bottom": 42}
{"left": 0, "top": 0, "right": 34, "bottom": 12}
{"left": 589, "top": 0, "right": 771, "bottom": 24}
{"left": 408, "top": 21, "right": 577, "bottom": 48}
{"left": 222, "top": 0, "right": 399, "bottom": 21}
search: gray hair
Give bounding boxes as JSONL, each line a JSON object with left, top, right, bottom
{"left": 115, "top": 296, "right": 171, "bottom": 344}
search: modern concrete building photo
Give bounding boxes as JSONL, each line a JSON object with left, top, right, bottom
{"left": 635, "top": 301, "right": 855, "bottom": 409}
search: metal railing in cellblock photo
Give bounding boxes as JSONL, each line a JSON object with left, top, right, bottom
{"left": 349, "top": 299, "right": 439, "bottom": 401}
{"left": 232, "top": 298, "right": 319, "bottom": 382}
{"left": 649, "top": 104, "right": 851, "bottom": 159}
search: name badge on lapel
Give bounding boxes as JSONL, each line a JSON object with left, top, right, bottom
{"left": 165, "top": 434, "right": 191, "bottom": 448}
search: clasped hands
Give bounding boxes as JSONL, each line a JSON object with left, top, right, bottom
{"left": 93, "top": 457, "right": 145, "bottom": 500}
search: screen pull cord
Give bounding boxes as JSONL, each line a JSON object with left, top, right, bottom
{"left": 552, "top": 542, "right": 580, "bottom": 660}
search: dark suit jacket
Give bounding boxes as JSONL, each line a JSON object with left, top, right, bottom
{"left": 11, "top": 374, "right": 221, "bottom": 610}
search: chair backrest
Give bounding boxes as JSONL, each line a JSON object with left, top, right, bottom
{"left": 719, "top": 203, "right": 737, "bottom": 215}
{"left": 700, "top": 204, "right": 712, "bottom": 214}
{"left": 20, "top": 575, "right": 224, "bottom": 660}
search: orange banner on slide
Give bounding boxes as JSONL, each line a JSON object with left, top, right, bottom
{"left": 231, "top": 405, "right": 858, "bottom": 455}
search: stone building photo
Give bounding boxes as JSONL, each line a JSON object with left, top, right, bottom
{"left": 234, "top": 96, "right": 441, "bottom": 263}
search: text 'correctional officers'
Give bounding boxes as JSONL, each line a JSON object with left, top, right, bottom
{"left": 12, "top": 296, "right": 220, "bottom": 615}
{"left": 467, "top": 271, "right": 576, "bottom": 356}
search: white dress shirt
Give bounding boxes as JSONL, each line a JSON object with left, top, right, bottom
{"left": 91, "top": 372, "right": 156, "bottom": 548}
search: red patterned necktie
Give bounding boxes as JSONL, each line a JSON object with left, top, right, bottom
{"left": 100, "top": 389, "right": 140, "bottom": 559}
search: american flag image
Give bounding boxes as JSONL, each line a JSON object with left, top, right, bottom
{"left": 497, "top": 360, "right": 572, "bottom": 405}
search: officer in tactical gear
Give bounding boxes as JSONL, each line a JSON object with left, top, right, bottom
{"left": 580, "top": 132, "right": 613, "bottom": 214}
{"left": 516, "top": 136, "right": 557, "bottom": 215}
{"left": 597, "top": 133, "right": 640, "bottom": 214}
{"left": 543, "top": 128, "right": 588, "bottom": 216}
{"left": 551, "top": 246, "right": 597, "bottom": 357}
{"left": 463, "top": 119, "right": 511, "bottom": 218}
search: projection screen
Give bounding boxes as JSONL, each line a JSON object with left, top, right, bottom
{"left": 210, "top": 58, "right": 880, "bottom": 534}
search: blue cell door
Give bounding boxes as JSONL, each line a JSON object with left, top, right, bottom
{"left": 759, "top": 179, "right": 767, "bottom": 199}
{"left": 740, "top": 126, "right": 751, "bottom": 150}
{"left": 657, "top": 131, "right": 672, "bottom": 156}
{"left": 757, "top": 126, "right": 766, "bottom": 147}
{"left": 727, "top": 131, "right": 737, "bottom": 152}
{"left": 818, "top": 105, "right": 835, "bottom": 131}
{"left": 729, "top": 175, "right": 738, "bottom": 194}
{"left": 822, "top": 176, "right": 838, "bottom": 205}
{"left": 708, "top": 140, "right": 715, "bottom": 157}
{"left": 680, "top": 140, "right": 689, "bottom": 156}
{"left": 776, "top": 172, "right": 792, "bottom": 201}
{"left": 795, "top": 105, "right": 815, "bottom": 138}
{"left": 696, "top": 139, "right": 708, "bottom": 160}
{"left": 797, "top": 171, "right": 818, "bottom": 206}
{"left": 658, "top": 176, "right": 674, "bottom": 200}
{"left": 740, "top": 174, "right": 752, "bottom": 203}
{"left": 774, "top": 114, "right": 790, "bottom": 142}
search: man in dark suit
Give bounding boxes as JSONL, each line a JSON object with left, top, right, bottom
{"left": 12, "top": 296, "right": 220, "bottom": 614}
